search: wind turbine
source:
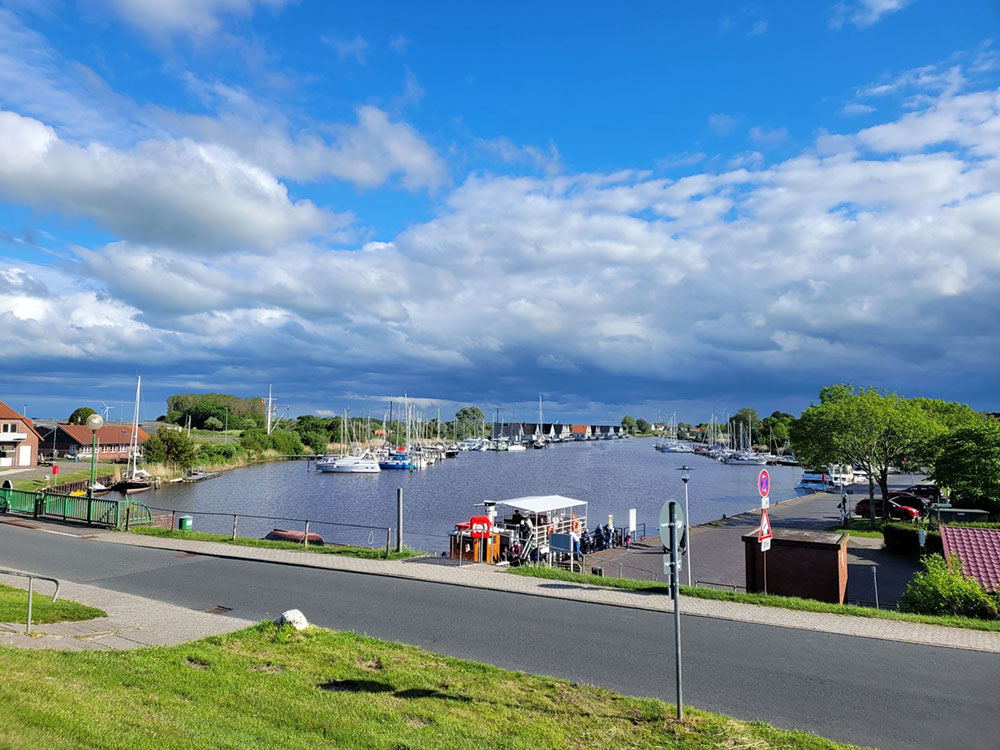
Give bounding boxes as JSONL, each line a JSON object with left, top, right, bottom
{"left": 100, "top": 402, "right": 112, "bottom": 422}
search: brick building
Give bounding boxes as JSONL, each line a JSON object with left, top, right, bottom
{"left": 0, "top": 400, "right": 41, "bottom": 469}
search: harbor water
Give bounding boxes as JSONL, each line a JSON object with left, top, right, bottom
{"left": 151, "top": 439, "right": 812, "bottom": 552}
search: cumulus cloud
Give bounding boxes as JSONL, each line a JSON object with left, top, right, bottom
{"left": 830, "top": 0, "right": 911, "bottom": 30}
{"left": 749, "top": 125, "right": 788, "bottom": 147}
{"left": 103, "top": 0, "right": 290, "bottom": 37}
{"left": 0, "top": 110, "right": 342, "bottom": 252}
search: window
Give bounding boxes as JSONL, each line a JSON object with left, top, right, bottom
{"left": 1, "top": 423, "right": 14, "bottom": 433}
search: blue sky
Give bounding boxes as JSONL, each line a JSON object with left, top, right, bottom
{"left": 1, "top": 0, "right": 998, "bottom": 424}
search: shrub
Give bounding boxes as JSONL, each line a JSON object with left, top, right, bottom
{"left": 898, "top": 554, "right": 998, "bottom": 620}
{"left": 882, "top": 522, "right": 942, "bottom": 557}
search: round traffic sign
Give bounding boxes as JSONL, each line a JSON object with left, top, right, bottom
{"left": 758, "top": 469, "right": 770, "bottom": 497}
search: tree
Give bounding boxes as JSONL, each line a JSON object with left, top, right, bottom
{"left": 68, "top": 407, "right": 97, "bottom": 425}
{"left": 621, "top": 415, "right": 637, "bottom": 435}
{"left": 454, "top": 406, "right": 486, "bottom": 439}
{"left": 729, "top": 408, "right": 762, "bottom": 447}
{"left": 791, "top": 385, "right": 946, "bottom": 527}
{"left": 144, "top": 429, "right": 197, "bottom": 468}
{"left": 203, "top": 416, "right": 224, "bottom": 431}
{"left": 930, "top": 420, "right": 1000, "bottom": 517}
{"left": 636, "top": 418, "right": 652, "bottom": 434}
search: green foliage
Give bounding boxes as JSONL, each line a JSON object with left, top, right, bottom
{"left": 202, "top": 416, "right": 224, "bottom": 431}
{"left": 166, "top": 393, "right": 266, "bottom": 430}
{"left": 67, "top": 406, "right": 96, "bottom": 425}
{"left": 197, "top": 442, "right": 244, "bottom": 463}
{"left": 635, "top": 418, "right": 651, "bottom": 434}
{"left": 930, "top": 420, "right": 1000, "bottom": 517}
{"left": 621, "top": 415, "right": 637, "bottom": 434}
{"left": 729, "top": 408, "right": 762, "bottom": 440}
{"left": 899, "top": 554, "right": 999, "bottom": 620}
{"left": 882, "top": 522, "right": 942, "bottom": 557}
{"left": 239, "top": 428, "right": 305, "bottom": 455}
{"left": 144, "top": 429, "right": 198, "bottom": 468}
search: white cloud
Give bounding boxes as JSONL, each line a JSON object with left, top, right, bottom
{"left": 477, "top": 136, "right": 562, "bottom": 174}
{"left": 727, "top": 151, "right": 764, "bottom": 169}
{"left": 842, "top": 102, "right": 876, "bottom": 115}
{"left": 104, "top": 0, "right": 290, "bottom": 38}
{"left": 658, "top": 152, "right": 707, "bottom": 170}
{"left": 709, "top": 113, "right": 738, "bottom": 136}
{"left": 749, "top": 125, "right": 788, "bottom": 147}
{"left": 322, "top": 34, "right": 369, "bottom": 64}
{"left": 830, "top": 0, "right": 911, "bottom": 30}
{"left": 0, "top": 110, "right": 341, "bottom": 252}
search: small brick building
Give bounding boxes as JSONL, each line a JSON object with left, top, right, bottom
{"left": 0, "top": 400, "right": 41, "bottom": 469}
{"left": 743, "top": 528, "right": 850, "bottom": 604}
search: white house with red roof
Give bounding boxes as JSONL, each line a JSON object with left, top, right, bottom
{"left": 0, "top": 400, "right": 41, "bottom": 469}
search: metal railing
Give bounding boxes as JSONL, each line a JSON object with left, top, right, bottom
{"left": 0, "top": 569, "right": 60, "bottom": 634}
{"left": 143, "top": 506, "right": 394, "bottom": 555}
{"left": 0, "top": 487, "right": 153, "bottom": 529}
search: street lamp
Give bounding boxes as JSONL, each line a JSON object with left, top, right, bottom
{"left": 676, "top": 465, "right": 692, "bottom": 586}
{"left": 86, "top": 413, "right": 104, "bottom": 499}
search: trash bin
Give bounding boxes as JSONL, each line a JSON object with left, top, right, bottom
{"left": 178, "top": 515, "right": 193, "bottom": 531}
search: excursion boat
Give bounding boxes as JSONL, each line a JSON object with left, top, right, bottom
{"left": 795, "top": 470, "right": 837, "bottom": 496}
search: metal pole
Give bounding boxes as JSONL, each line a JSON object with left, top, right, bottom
{"left": 683, "top": 477, "right": 691, "bottom": 586}
{"left": 458, "top": 532, "right": 464, "bottom": 567}
{"left": 763, "top": 550, "right": 768, "bottom": 595}
{"left": 232, "top": 515, "right": 238, "bottom": 540}
{"left": 26, "top": 577, "right": 33, "bottom": 634}
{"left": 670, "top": 502, "right": 683, "bottom": 721}
{"left": 396, "top": 488, "right": 403, "bottom": 552}
{"left": 872, "top": 565, "right": 879, "bottom": 609}
{"left": 304, "top": 521, "right": 310, "bottom": 547}
{"left": 385, "top": 527, "right": 391, "bottom": 556}
{"left": 88, "top": 432, "right": 97, "bottom": 501}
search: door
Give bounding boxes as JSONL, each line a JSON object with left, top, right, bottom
{"left": 18, "top": 445, "right": 30, "bottom": 466}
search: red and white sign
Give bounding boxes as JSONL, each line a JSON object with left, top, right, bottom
{"left": 469, "top": 515, "right": 492, "bottom": 539}
{"left": 758, "top": 507, "right": 772, "bottom": 543}
{"left": 758, "top": 469, "right": 769, "bottom": 497}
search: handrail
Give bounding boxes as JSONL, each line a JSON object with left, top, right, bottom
{"left": 0, "top": 569, "right": 60, "bottom": 634}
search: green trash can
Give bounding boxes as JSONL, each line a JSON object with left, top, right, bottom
{"left": 178, "top": 515, "right": 193, "bottom": 531}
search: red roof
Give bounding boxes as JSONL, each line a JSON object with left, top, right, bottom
{"left": 0, "top": 400, "right": 42, "bottom": 439}
{"left": 571, "top": 424, "right": 589, "bottom": 434}
{"left": 940, "top": 525, "right": 1000, "bottom": 593}
{"left": 57, "top": 423, "right": 149, "bottom": 445}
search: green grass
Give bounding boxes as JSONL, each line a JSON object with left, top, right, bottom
{"left": 0, "top": 623, "right": 863, "bottom": 749}
{"left": 13, "top": 467, "right": 116, "bottom": 492}
{"left": 509, "top": 566, "right": 1000, "bottom": 632}
{"left": 826, "top": 518, "right": 886, "bottom": 538}
{"left": 0, "top": 583, "right": 105, "bottom": 625}
{"left": 128, "top": 526, "right": 421, "bottom": 561}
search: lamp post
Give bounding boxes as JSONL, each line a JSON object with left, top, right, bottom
{"left": 86, "top": 413, "right": 104, "bottom": 499}
{"left": 677, "top": 465, "right": 692, "bottom": 585}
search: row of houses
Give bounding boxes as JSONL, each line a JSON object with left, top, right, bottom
{"left": 491, "top": 422, "right": 626, "bottom": 441}
{"left": 0, "top": 399, "right": 149, "bottom": 469}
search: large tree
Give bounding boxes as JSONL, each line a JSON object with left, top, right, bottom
{"left": 68, "top": 407, "right": 97, "bottom": 425}
{"left": 930, "top": 420, "right": 1000, "bottom": 517}
{"left": 791, "top": 385, "right": 947, "bottom": 526}
{"left": 144, "top": 429, "right": 198, "bottom": 468}
{"left": 454, "top": 406, "right": 486, "bottom": 439}
{"left": 636, "top": 418, "right": 652, "bottom": 434}
{"left": 621, "top": 415, "right": 637, "bottom": 435}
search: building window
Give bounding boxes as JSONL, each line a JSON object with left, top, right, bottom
{"left": 1, "top": 423, "right": 13, "bottom": 433}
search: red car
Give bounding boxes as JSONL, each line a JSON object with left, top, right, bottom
{"left": 854, "top": 497, "right": 920, "bottom": 521}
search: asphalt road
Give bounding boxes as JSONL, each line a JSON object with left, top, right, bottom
{"left": 2, "top": 524, "right": 997, "bottom": 750}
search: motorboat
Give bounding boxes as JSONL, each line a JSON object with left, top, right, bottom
{"left": 794, "top": 470, "right": 837, "bottom": 496}
{"left": 317, "top": 454, "right": 381, "bottom": 473}
{"left": 723, "top": 451, "right": 768, "bottom": 465}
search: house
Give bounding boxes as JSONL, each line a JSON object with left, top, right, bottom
{"left": 546, "top": 423, "right": 570, "bottom": 440}
{"left": 40, "top": 423, "right": 149, "bottom": 462}
{"left": 522, "top": 423, "right": 539, "bottom": 438}
{"left": 940, "top": 525, "right": 1000, "bottom": 593}
{"left": 490, "top": 422, "right": 524, "bottom": 441}
{"left": 571, "top": 424, "right": 591, "bottom": 440}
{"left": 0, "top": 400, "right": 41, "bottom": 469}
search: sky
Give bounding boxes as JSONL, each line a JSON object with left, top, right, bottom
{"left": 1, "top": 0, "right": 999, "bottom": 425}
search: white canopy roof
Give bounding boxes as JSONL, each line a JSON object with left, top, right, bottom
{"left": 496, "top": 495, "right": 587, "bottom": 514}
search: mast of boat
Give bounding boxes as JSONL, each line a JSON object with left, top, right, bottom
{"left": 127, "top": 375, "right": 141, "bottom": 479}
{"left": 539, "top": 393, "right": 543, "bottom": 438}
{"left": 265, "top": 384, "right": 273, "bottom": 435}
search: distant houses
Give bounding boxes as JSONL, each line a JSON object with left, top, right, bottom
{"left": 491, "top": 421, "right": 623, "bottom": 442}
{"left": 0, "top": 400, "right": 41, "bottom": 469}
{"left": 39, "top": 423, "right": 148, "bottom": 462}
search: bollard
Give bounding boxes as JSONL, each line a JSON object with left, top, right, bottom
{"left": 396, "top": 488, "right": 403, "bottom": 553}
{"left": 385, "top": 528, "right": 391, "bottom": 556}
{"left": 304, "top": 521, "right": 310, "bottom": 548}
{"left": 232, "top": 515, "right": 238, "bottom": 540}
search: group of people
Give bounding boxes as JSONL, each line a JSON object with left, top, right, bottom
{"left": 575, "top": 523, "right": 630, "bottom": 555}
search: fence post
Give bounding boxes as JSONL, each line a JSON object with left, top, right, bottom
{"left": 126, "top": 503, "right": 131, "bottom": 531}
{"left": 232, "top": 515, "right": 238, "bottom": 540}
{"left": 304, "top": 520, "right": 310, "bottom": 548}
{"left": 170, "top": 510, "right": 176, "bottom": 531}
{"left": 385, "top": 528, "right": 391, "bottom": 557}
{"left": 396, "top": 488, "right": 403, "bottom": 552}
{"left": 86, "top": 497, "right": 93, "bottom": 526}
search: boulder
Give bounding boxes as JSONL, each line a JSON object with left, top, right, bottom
{"left": 274, "top": 609, "right": 309, "bottom": 630}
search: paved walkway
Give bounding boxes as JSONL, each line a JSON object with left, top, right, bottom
{"left": 0, "top": 570, "right": 254, "bottom": 650}
{"left": 98, "top": 530, "right": 1000, "bottom": 653}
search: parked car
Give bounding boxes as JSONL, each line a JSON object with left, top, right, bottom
{"left": 887, "top": 483, "right": 941, "bottom": 505}
{"left": 854, "top": 497, "right": 920, "bottom": 521}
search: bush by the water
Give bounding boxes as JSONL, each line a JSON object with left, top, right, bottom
{"left": 882, "top": 522, "right": 942, "bottom": 557}
{"left": 239, "top": 427, "right": 305, "bottom": 455}
{"left": 898, "top": 554, "right": 999, "bottom": 620}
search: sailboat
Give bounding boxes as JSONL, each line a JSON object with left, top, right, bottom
{"left": 115, "top": 375, "right": 153, "bottom": 493}
{"left": 317, "top": 409, "right": 381, "bottom": 473}
{"left": 533, "top": 394, "right": 546, "bottom": 448}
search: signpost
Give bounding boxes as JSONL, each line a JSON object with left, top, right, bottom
{"left": 758, "top": 470, "right": 772, "bottom": 591}
{"left": 758, "top": 469, "right": 769, "bottom": 508}
{"left": 659, "top": 499, "right": 685, "bottom": 721}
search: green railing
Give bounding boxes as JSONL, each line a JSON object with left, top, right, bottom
{"left": 0, "top": 487, "right": 152, "bottom": 529}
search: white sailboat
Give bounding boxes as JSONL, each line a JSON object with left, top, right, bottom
{"left": 117, "top": 375, "right": 153, "bottom": 493}
{"left": 317, "top": 409, "right": 381, "bottom": 474}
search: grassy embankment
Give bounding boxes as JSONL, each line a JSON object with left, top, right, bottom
{"left": 509, "top": 566, "right": 1000, "bottom": 632}
{"left": 13, "top": 466, "right": 119, "bottom": 492}
{"left": 0, "top": 583, "right": 105, "bottom": 624}
{"left": 129, "top": 526, "right": 421, "bottom": 561}
{"left": 0, "top": 622, "right": 863, "bottom": 750}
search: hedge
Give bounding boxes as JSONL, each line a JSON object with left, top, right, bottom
{"left": 882, "top": 523, "right": 942, "bottom": 557}
{"left": 899, "top": 554, "right": 999, "bottom": 620}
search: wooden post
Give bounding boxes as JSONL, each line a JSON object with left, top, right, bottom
{"left": 304, "top": 520, "right": 310, "bottom": 547}
{"left": 170, "top": 510, "right": 176, "bottom": 532}
{"left": 385, "top": 528, "right": 391, "bottom": 557}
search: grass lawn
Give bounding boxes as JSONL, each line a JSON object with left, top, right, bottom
{"left": 0, "top": 583, "right": 105, "bottom": 625}
{"left": 128, "top": 526, "right": 421, "bottom": 561}
{"left": 0, "top": 623, "right": 863, "bottom": 749}
{"left": 825, "top": 518, "right": 885, "bottom": 538}
{"left": 13, "top": 467, "right": 117, "bottom": 492}
{"left": 508, "top": 566, "right": 1000, "bottom": 632}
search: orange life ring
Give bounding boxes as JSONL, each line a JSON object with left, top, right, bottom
{"left": 546, "top": 524, "right": 555, "bottom": 537}
{"left": 571, "top": 519, "right": 580, "bottom": 533}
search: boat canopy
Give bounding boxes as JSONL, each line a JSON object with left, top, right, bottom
{"left": 495, "top": 495, "right": 587, "bottom": 514}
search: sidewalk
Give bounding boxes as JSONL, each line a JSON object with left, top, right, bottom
{"left": 100, "top": 530, "right": 1000, "bottom": 653}
{"left": 0, "top": 570, "right": 254, "bottom": 651}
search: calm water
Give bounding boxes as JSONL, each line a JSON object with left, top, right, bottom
{"left": 153, "top": 439, "right": 806, "bottom": 551}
